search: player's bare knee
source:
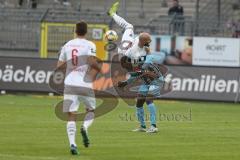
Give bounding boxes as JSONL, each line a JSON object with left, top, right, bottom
{"left": 146, "top": 100, "right": 153, "bottom": 105}
{"left": 136, "top": 98, "right": 145, "bottom": 108}
{"left": 86, "top": 108, "right": 95, "bottom": 113}
{"left": 68, "top": 112, "right": 77, "bottom": 121}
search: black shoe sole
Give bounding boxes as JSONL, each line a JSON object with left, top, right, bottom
{"left": 80, "top": 127, "right": 90, "bottom": 148}
{"left": 70, "top": 146, "right": 79, "bottom": 155}
{"left": 70, "top": 150, "right": 79, "bottom": 155}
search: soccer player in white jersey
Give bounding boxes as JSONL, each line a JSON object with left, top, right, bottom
{"left": 57, "top": 21, "right": 99, "bottom": 155}
{"left": 108, "top": 2, "right": 158, "bottom": 133}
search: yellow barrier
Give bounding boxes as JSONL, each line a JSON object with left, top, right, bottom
{"left": 40, "top": 22, "right": 109, "bottom": 60}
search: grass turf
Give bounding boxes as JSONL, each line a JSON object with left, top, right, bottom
{"left": 0, "top": 94, "right": 239, "bottom": 160}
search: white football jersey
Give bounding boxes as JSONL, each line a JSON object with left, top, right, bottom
{"left": 121, "top": 37, "right": 148, "bottom": 59}
{"left": 59, "top": 38, "right": 96, "bottom": 88}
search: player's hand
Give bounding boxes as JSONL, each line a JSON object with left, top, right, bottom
{"left": 164, "top": 74, "right": 172, "bottom": 83}
{"left": 141, "top": 71, "right": 158, "bottom": 80}
{"left": 117, "top": 81, "right": 128, "bottom": 88}
{"left": 145, "top": 47, "right": 150, "bottom": 54}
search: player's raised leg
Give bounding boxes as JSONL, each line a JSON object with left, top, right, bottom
{"left": 108, "top": 2, "right": 134, "bottom": 34}
{"left": 108, "top": 2, "right": 134, "bottom": 53}
{"left": 108, "top": 2, "right": 119, "bottom": 17}
{"left": 146, "top": 100, "right": 158, "bottom": 133}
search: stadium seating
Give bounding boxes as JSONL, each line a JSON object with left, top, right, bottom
{"left": 0, "top": 8, "right": 43, "bottom": 51}
{"left": 0, "top": 0, "right": 239, "bottom": 57}
{"left": 1, "top": 0, "right": 197, "bottom": 23}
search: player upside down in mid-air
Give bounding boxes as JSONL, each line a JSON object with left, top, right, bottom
{"left": 108, "top": 2, "right": 166, "bottom": 133}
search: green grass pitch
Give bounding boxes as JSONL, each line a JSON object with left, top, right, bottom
{"left": 0, "top": 94, "right": 240, "bottom": 160}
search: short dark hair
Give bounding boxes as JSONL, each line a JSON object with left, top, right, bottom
{"left": 75, "top": 21, "right": 88, "bottom": 36}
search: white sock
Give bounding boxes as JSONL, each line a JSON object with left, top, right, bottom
{"left": 83, "top": 112, "right": 95, "bottom": 130}
{"left": 113, "top": 13, "right": 133, "bottom": 29}
{"left": 67, "top": 121, "right": 77, "bottom": 146}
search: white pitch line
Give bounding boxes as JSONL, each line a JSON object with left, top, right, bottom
{"left": 0, "top": 153, "right": 60, "bottom": 160}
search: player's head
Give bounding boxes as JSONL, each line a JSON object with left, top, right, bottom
{"left": 172, "top": 0, "right": 179, "bottom": 6}
{"left": 138, "top": 32, "right": 151, "bottom": 48}
{"left": 75, "top": 21, "right": 88, "bottom": 36}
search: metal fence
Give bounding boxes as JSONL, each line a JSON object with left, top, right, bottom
{"left": 0, "top": 0, "right": 239, "bottom": 57}
{"left": 0, "top": 8, "right": 110, "bottom": 58}
{"left": 134, "top": 15, "right": 232, "bottom": 37}
{"left": 194, "top": 0, "right": 237, "bottom": 36}
{"left": 0, "top": 8, "right": 45, "bottom": 52}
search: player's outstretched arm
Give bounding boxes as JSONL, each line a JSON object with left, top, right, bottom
{"left": 87, "top": 56, "right": 103, "bottom": 73}
{"left": 118, "top": 73, "right": 138, "bottom": 88}
{"left": 57, "top": 61, "right": 66, "bottom": 68}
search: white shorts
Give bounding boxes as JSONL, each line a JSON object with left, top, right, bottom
{"left": 63, "top": 93, "right": 96, "bottom": 113}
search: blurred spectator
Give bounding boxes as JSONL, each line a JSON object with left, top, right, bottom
{"left": 227, "top": 19, "right": 240, "bottom": 38}
{"left": 168, "top": 0, "right": 184, "bottom": 15}
{"left": 18, "top": 0, "right": 37, "bottom": 9}
{"left": 232, "top": 0, "right": 240, "bottom": 10}
{"left": 31, "top": 0, "right": 37, "bottom": 9}
{"left": 18, "top": 0, "right": 23, "bottom": 6}
{"left": 168, "top": 0, "right": 184, "bottom": 35}
{"left": 165, "top": 37, "right": 193, "bottom": 65}
{"left": 54, "top": 0, "right": 71, "bottom": 6}
{"left": 63, "top": 0, "right": 71, "bottom": 6}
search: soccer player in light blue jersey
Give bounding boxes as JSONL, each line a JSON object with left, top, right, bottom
{"left": 108, "top": 2, "right": 170, "bottom": 133}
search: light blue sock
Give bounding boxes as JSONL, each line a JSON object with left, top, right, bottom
{"left": 147, "top": 103, "right": 157, "bottom": 126}
{"left": 136, "top": 107, "right": 146, "bottom": 127}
